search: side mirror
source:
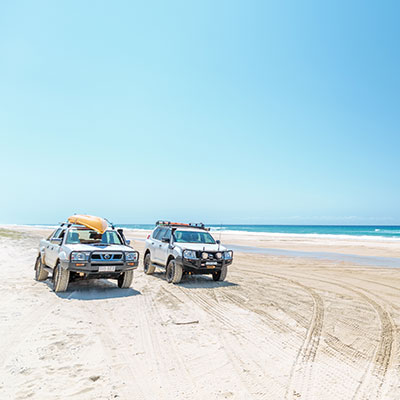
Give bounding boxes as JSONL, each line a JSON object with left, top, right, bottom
{"left": 216, "top": 240, "right": 221, "bottom": 245}
{"left": 126, "top": 239, "right": 131, "bottom": 246}
{"left": 162, "top": 237, "right": 170, "bottom": 243}
{"left": 51, "top": 238, "right": 62, "bottom": 245}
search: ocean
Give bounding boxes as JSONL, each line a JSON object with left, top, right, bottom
{"left": 24, "top": 224, "right": 400, "bottom": 240}
{"left": 113, "top": 224, "right": 400, "bottom": 239}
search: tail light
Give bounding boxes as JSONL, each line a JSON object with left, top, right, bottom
{"left": 147, "top": 235, "right": 150, "bottom": 239}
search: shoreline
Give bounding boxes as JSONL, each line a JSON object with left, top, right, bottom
{"left": 2, "top": 223, "right": 400, "bottom": 242}
{"left": 3, "top": 224, "right": 400, "bottom": 265}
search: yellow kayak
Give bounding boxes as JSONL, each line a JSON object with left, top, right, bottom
{"left": 67, "top": 215, "right": 108, "bottom": 234}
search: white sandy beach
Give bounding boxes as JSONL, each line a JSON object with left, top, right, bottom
{"left": 0, "top": 225, "right": 399, "bottom": 399}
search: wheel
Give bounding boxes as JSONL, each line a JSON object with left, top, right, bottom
{"left": 212, "top": 265, "right": 227, "bottom": 282}
{"left": 144, "top": 253, "right": 155, "bottom": 275}
{"left": 53, "top": 263, "right": 70, "bottom": 292}
{"left": 35, "top": 256, "right": 49, "bottom": 281}
{"left": 166, "top": 259, "right": 182, "bottom": 284}
{"left": 118, "top": 270, "right": 134, "bottom": 288}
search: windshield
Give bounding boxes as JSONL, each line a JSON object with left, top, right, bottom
{"left": 65, "top": 229, "right": 123, "bottom": 245}
{"left": 173, "top": 230, "right": 216, "bottom": 244}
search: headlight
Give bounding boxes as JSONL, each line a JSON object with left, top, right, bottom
{"left": 216, "top": 252, "right": 222, "bottom": 259}
{"left": 201, "top": 252, "right": 208, "bottom": 260}
{"left": 223, "top": 251, "right": 233, "bottom": 260}
{"left": 71, "top": 252, "right": 90, "bottom": 262}
{"left": 126, "top": 252, "right": 138, "bottom": 262}
{"left": 183, "top": 250, "right": 197, "bottom": 259}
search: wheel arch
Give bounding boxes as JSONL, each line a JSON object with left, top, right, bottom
{"left": 167, "top": 254, "right": 175, "bottom": 265}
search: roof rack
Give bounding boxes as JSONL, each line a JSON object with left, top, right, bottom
{"left": 155, "top": 221, "right": 209, "bottom": 231}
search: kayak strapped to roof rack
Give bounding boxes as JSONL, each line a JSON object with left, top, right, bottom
{"left": 67, "top": 215, "right": 108, "bottom": 234}
{"left": 155, "top": 221, "right": 209, "bottom": 231}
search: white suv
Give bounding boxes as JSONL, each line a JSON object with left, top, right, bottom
{"left": 143, "top": 221, "right": 233, "bottom": 284}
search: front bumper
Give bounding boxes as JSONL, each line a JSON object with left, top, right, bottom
{"left": 177, "top": 256, "right": 233, "bottom": 274}
{"left": 60, "top": 259, "right": 139, "bottom": 275}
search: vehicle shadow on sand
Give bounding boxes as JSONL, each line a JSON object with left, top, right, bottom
{"left": 45, "top": 279, "right": 141, "bottom": 300}
{"left": 151, "top": 271, "right": 238, "bottom": 289}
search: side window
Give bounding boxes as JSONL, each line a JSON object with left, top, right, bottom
{"left": 50, "top": 229, "right": 62, "bottom": 240}
{"left": 58, "top": 229, "right": 66, "bottom": 241}
{"left": 152, "top": 227, "right": 161, "bottom": 239}
{"left": 154, "top": 228, "right": 166, "bottom": 240}
{"left": 163, "top": 229, "right": 171, "bottom": 241}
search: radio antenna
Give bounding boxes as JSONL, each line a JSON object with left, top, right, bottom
{"left": 105, "top": 218, "right": 115, "bottom": 229}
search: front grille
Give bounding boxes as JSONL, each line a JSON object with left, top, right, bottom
{"left": 91, "top": 252, "right": 123, "bottom": 261}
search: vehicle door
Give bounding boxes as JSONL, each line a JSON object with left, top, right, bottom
{"left": 158, "top": 228, "right": 172, "bottom": 266}
{"left": 147, "top": 227, "right": 160, "bottom": 262}
{"left": 43, "top": 228, "right": 60, "bottom": 266}
{"left": 46, "top": 229, "right": 65, "bottom": 267}
{"left": 152, "top": 227, "right": 167, "bottom": 263}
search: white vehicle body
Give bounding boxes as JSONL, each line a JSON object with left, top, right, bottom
{"left": 35, "top": 223, "right": 139, "bottom": 292}
{"left": 144, "top": 222, "right": 233, "bottom": 283}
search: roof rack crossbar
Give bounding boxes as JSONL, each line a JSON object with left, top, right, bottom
{"left": 155, "top": 221, "right": 209, "bottom": 231}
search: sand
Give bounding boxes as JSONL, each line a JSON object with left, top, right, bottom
{"left": 0, "top": 226, "right": 399, "bottom": 399}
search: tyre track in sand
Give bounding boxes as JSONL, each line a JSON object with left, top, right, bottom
{"left": 236, "top": 269, "right": 374, "bottom": 366}
{"left": 80, "top": 298, "right": 147, "bottom": 400}
{"left": 247, "top": 268, "right": 396, "bottom": 400}
{"left": 138, "top": 292, "right": 205, "bottom": 400}
{"left": 161, "top": 284, "right": 279, "bottom": 399}
{"left": 349, "top": 287, "right": 395, "bottom": 400}
{"left": 284, "top": 271, "right": 395, "bottom": 400}
{"left": 219, "top": 283, "right": 370, "bottom": 369}
{"left": 100, "top": 292, "right": 203, "bottom": 400}
{"left": 0, "top": 282, "right": 59, "bottom": 369}
{"left": 307, "top": 274, "right": 397, "bottom": 400}
{"left": 142, "top": 287, "right": 207, "bottom": 400}
{"left": 232, "top": 268, "right": 326, "bottom": 400}
{"left": 275, "top": 277, "right": 324, "bottom": 400}
{"left": 352, "top": 278, "right": 400, "bottom": 312}
{"left": 84, "top": 285, "right": 205, "bottom": 400}
{"left": 177, "top": 271, "right": 326, "bottom": 399}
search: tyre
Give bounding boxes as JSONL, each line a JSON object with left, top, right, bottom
{"left": 35, "top": 256, "right": 49, "bottom": 281}
{"left": 166, "top": 259, "right": 182, "bottom": 284}
{"left": 144, "top": 253, "right": 155, "bottom": 275}
{"left": 212, "top": 265, "right": 227, "bottom": 282}
{"left": 53, "top": 263, "right": 70, "bottom": 292}
{"left": 118, "top": 270, "right": 134, "bottom": 288}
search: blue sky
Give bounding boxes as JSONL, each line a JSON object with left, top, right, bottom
{"left": 1, "top": 0, "right": 399, "bottom": 225}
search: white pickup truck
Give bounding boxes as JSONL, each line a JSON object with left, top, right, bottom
{"left": 35, "top": 220, "right": 139, "bottom": 292}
